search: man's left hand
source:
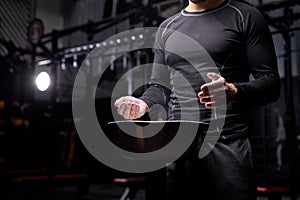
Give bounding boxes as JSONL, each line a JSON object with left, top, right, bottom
{"left": 198, "top": 72, "right": 238, "bottom": 108}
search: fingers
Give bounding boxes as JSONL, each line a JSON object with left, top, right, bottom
{"left": 200, "top": 75, "right": 225, "bottom": 91}
{"left": 117, "top": 102, "right": 126, "bottom": 115}
{"left": 199, "top": 73, "right": 227, "bottom": 109}
{"left": 198, "top": 90, "right": 227, "bottom": 108}
{"left": 207, "top": 72, "right": 221, "bottom": 81}
{"left": 199, "top": 86, "right": 225, "bottom": 98}
{"left": 200, "top": 97, "right": 227, "bottom": 108}
{"left": 114, "top": 96, "right": 126, "bottom": 108}
{"left": 116, "top": 102, "right": 140, "bottom": 119}
{"left": 114, "top": 96, "right": 146, "bottom": 119}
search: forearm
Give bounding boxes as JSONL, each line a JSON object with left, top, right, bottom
{"left": 139, "top": 84, "right": 170, "bottom": 109}
{"left": 233, "top": 72, "right": 280, "bottom": 106}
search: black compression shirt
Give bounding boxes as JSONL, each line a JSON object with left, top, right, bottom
{"left": 139, "top": 0, "right": 280, "bottom": 138}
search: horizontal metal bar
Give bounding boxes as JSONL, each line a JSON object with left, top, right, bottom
{"left": 271, "top": 26, "right": 300, "bottom": 35}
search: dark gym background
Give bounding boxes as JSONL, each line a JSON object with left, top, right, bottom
{"left": 0, "top": 0, "right": 300, "bottom": 199}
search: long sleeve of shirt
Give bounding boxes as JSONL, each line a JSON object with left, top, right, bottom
{"left": 233, "top": 6, "right": 280, "bottom": 106}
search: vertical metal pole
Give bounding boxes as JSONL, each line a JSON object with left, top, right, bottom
{"left": 282, "top": 6, "right": 297, "bottom": 200}
{"left": 31, "top": 44, "right": 36, "bottom": 103}
{"left": 112, "top": 0, "right": 118, "bottom": 17}
{"left": 30, "top": 0, "right": 37, "bottom": 20}
{"left": 51, "top": 31, "right": 58, "bottom": 107}
{"left": 126, "top": 54, "right": 133, "bottom": 95}
{"left": 46, "top": 30, "right": 58, "bottom": 200}
{"left": 112, "top": 0, "right": 118, "bottom": 36}
{"left": 143, "top": 0, "right": 149, "bottom": 6}
{"left": 262, "top": 106, "right": 268, "bottom": 184}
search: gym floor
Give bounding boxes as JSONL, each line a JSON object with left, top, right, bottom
{"left": 5, "top": 183, "right": 300, "bottom": 200}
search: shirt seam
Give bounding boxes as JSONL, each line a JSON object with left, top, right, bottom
{"left": 161, "top": 12, "right": 182, "bottom": 39}
{"left": 228, "top": 4, "right": 245, "bottom": 31}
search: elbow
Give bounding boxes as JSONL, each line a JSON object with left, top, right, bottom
{"left": 269, "top": 88, "right": 280, "bottom": 103}
{"left": 256, "top": 74, "right": 281, "bottom": 106}
{"left": 266, "top": 75, "right": 281, "bottom": 104}
{"left": 273, "top": 74, "right": 281, "bottom": 101}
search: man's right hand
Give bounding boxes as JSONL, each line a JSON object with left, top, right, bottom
{"left": 114, "top": 96, "right": 149, "bottom": 120}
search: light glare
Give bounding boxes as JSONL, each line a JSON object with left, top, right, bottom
{"left": 35, "top": 71, "right": 50, "bottom": 91}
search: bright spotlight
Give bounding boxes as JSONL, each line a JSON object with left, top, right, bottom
{"left": 35, "top": 71, "right": 51, "bottom": 91}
